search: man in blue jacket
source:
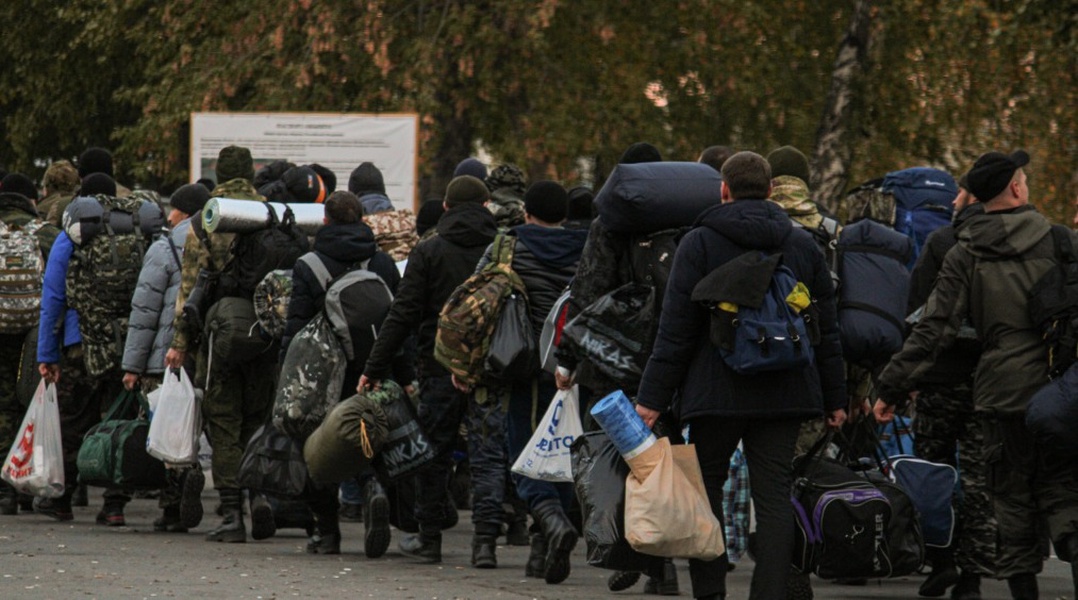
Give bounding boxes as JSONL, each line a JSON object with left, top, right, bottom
{"left": 635, "top": 152, "right": 847, "bottom": 600}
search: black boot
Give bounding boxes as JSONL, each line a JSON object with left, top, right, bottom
{"left": 921, "top": 547, "right": 960, "bottom": 597}
{"left": 1006, "top": 574, "right": 1038, "bottom": 600}
{"left": 951, "top": 571, "right": 982, "bottom": 600}
{"left": 307, "top": 510, "right": 341, "bottom": 555}
{"left": 178, "top": 468, "right": 205, "bottom": 530}
{"left": 471, "top": 523, "right": 499, "bottom": 569}
{"left": 786, "top": 568, "right": 814, "bottom": 600}
{"left": 607, "top": 570, "right": 642, "bottom": 591}
{"left": 526, "top": 530, "right": 548, "bottom": 578}
{"left": 505, "top": 492, "right": 530, "bottom": 546}
{"left": 533, "top": 499, "right": 578, "bottom": 584}
{"left": 400, "top": 530, "right": 442, "bottom": 563}
{"left": 249, "top": 492, "right": 276, "bottom": 540}
{"left": 363, "top": 479, "right": 391, "bottom": 559}
{"left": 72, "top": 483, "right": 89, "bottom": 507}
{"left": 154, "top": 506, "right": 188, "bottom": 533}
{"left": 205, "top": 489, "right": 246, "bottom": 543}
{"left": 643, "top": 559, "right": 679, "bottom": 595}
{"left": 0, "top": 482, "right": 17, "bottom": 515}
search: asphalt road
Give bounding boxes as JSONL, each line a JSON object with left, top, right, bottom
{"left": 0, "top": 490, "right": 1074, "bottom": 600}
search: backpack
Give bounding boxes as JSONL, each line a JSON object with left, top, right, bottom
{"left": 835, "top": 219, "right": 913, "bottom": 367}
{"left": 884, "top": 167, "right": 956, "bottom": 270}
{"left": 301, "top": 253, "right": 394, "bottom": 363}
{"left": 252, "top": 269, "right": 293, "bottom": 340}
{"left": 627, "top": 228, "right": 681, "bottom": 314}
{"left": 66, "top": 195, "right": 158, "bottom": 377}
{"left": 692, "top": 251, "right": 816, "bottom": 375}
{"left": 435, "top": 234, "right": 525, "bottom": 386}
{"left": 215, "top": 204, "right": 309, "bottom": 300}
{"left": 0, "top": 219, "right": 46, "bottom": 335}
{"left": 792, "top": 216, "right": 841, "bottom": 286}
{"left": 1028, "top": 225, "right": 1078, "bottom": 380}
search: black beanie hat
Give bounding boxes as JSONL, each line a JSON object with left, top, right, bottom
{"left": 619, "top": 142, "right": 662, "bottom": 164}
{"left": 80, "top": 173, "right": 117, "bottom": 197}
{"left": 170, "top": 183, "right": 211, "bottom": 216}
{"left": 524, "top": 180, "right": 569, "bottom": 224}
{"left": 78, "top": 147, "right": 114, "bottom": 178}
{"left": 309, "top": 164, "right": 337, "bottom": 194}
{"left": 966, "top": 150, "right": 1029, "bottom": 201}
{"left": 766, "top": 145, "right": 811, "bottom": 185}
{"left": 566, "top": 186, "right": 595, "bottom": 220}
{"left": 215, "top": 145, "right": 254, "bottom": 183}
{"left": 196, "top": 178, "right": 216, "bottom": 192}
{"left": 444, "top": 175, "right": 489, "bottom": 207}
{"left": 453, "top": 157, "right": 487, "bottom": 180}
{"left": 281, "top": 166, "right": 326, "bottom": 204}
{"left": 0, "top": 173, "right": 39, "bottom": 201}
{"left": 416, "top": 198, "right": 445, "bottom": 236}
{"left": 348, "top": 162, "right": 386, "bottom": 195}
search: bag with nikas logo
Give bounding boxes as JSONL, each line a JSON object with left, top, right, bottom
{"left": 1, "top": 381, "right": 64, "bottom": 498}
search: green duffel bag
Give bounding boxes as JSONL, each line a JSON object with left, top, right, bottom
{"left": 303, "top": 393, "right": 389, "bottom": 484}
{"left": 77, "top": 391, "right": 167, "bottom": 490}
{"left": 205, "top": 296, "right": 275, "bottom": 365}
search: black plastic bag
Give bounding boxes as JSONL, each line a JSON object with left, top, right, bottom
{"left": 571, "top": 431, "right": 665, "bottom": 572}
{"left": 484, "top": 292, "right": 536, "bottom": 383}
{"left": 372, "top": 389, "right": 436, "bottom": 482}
{"left": 561, "top": 283, "right": 657, "bottom": 392}
{"left": 238, "top": 423, "right": 308, "bottom": 498}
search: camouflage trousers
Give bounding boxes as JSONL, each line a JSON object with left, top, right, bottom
{"left": 915, "top": 385, "right": 997, "bottom": 575}
{"left": 981, "top": 414, "right": 1078, "bottom": 578}
{"left": 200, "top": 355, "right": 276, "bottom": 492}
{"left": 0, "top": 333, "right": 26, "bottom": 463}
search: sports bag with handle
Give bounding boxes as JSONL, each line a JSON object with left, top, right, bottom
{"left": 0, "top": 219, "right": 46, "bottom": 334}
{"left": 1, "top": 380, "right": 64, "bottom": 498}
{"left": 76, "top": 390, "right": 167, "bottom": 490}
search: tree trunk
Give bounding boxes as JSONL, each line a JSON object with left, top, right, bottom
{"left": 810, "top": 0, "right": 875, "bottom": 213}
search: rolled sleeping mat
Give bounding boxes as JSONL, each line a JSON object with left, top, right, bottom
{"left": 202, "top": 198, "right": 326, "bottom": 235}
{"left": 590, "top": 389, "right": 657, "bottom": 480}
{"left": 63, "top": 194, "right": 166, "bottom": 245}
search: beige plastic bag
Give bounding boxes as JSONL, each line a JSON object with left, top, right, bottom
{"left": 625, "top": 437, "right": 726, "bottom": 560}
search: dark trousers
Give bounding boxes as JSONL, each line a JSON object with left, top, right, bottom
{"left": 201, "top": 354, "right": 277, "bottom": 491}
{"left": 412, "top": 374, "right": 505, "bottom": 533}
{"left": 505, "top": 374, "right": 574, "bottom": 512}
{"left": 0, "top": 333, "right": 26, "bottom": 461}
{"left": 688, "top": 415, "right": 802, "bottom": 600}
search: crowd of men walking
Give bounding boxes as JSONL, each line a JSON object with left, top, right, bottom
{"left": 0, "top": 139, "right": 1076, "bottom": 600}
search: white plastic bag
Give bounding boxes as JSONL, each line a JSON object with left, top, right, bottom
{"left": 1, "top": 380, "right": 65, "bottom": 498}
{"left": 146, "top": 369, "right": 201, "bottom": 464}
{"left": 511, "top": 385, "right": 583, "bottom": 482}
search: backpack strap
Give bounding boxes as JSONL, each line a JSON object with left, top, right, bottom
{"left": 1049, "top": 225, "right": 1077, "bottom": 266}
{"left": 298, "top": 253, "right": 334, "bottom": 292}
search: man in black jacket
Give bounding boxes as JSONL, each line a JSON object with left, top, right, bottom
{"left": 282, "top": 190, "right": 406, "bottom": 558}
{"left": 359, "top": 175, "right": 501, "bottom": 565}
{"left": 635, "top": 152, "right": 847, "bottom": 600}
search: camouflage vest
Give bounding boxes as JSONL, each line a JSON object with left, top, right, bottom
{"left": 0, "top": 219, "right": 46, "bottom": 334}
{"left": 66, "top": 195, "right": 152, "bottom": 377}
{"left": 434, "top": 234, "right": 526, "bottom": 386}
{"left": 366, "top": 210, "right": 419, "bottom": 262}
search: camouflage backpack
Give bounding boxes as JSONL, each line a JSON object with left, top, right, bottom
{"left": 366, "top": 210, "right": 419, "bottom": 262}
{"left": 66, "top": 195, "right": 157, "bottom": 377}
{"left": 253, "top": 269, "right": 293, "bottom": 340}
{"left": 0, "top": 220, "right": 46, "bottom": 334}
{"left": 435, "top": 234, "right": 525, "bottom": 386}
{"left": 273, "top": 312, "right": 347, "bottom": 441}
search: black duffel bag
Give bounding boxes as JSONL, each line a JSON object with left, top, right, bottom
{"left": 238, "top": 423, "right": 307, "bottom": 498}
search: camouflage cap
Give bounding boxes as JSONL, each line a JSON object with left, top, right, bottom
{"left": 216, "top": 145, "right": 254, "bottom": 183}
{"left": 43, "top": 160, "right": 80, "bottom": 193}
{"left": 486, "top": 164, "right": 527, "bottom": 195}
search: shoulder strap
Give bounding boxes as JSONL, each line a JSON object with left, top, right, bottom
{"left": 1049, "top": 225, "right": 1076, "bottom": 266}
{"left": 298, "top": 253, "right": 333, "bottom": 292}
{"left": 165, "top": 232, "right": 182, "bottom": 269}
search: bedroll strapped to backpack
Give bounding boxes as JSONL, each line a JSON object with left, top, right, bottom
{"left": 216, "top": 203, "right": 309, "bottom": 300}
{"left": 435, "top": 234, "right": 526, "bottom": 386}
{"left": 835, "top": 219, "right": 913, "bottom": 367}
{"left": 66, "top": 194, "right": 159, "bottom": 377}
{"left": 0, "top": 220, "right": 46, "bottom": 334}
{"left": 883, "top": 167, "right": 956, "bottom": 270}
{"left": 1028, "top": 225, "right": 1078, "bottom": 380}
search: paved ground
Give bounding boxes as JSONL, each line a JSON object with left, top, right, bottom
{"left": 0, "top": 491, "right": 1074, "bottom": 599}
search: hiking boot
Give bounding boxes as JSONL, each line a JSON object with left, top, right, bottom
{"left": 951, "top": 572, "right": 982, "bottom": 600}
{"left": 526, "top": 531, "right": 548, "bottom": 578}
{"left": 17, "top": 493, "right": 33, "bottom": 512}
{"left": 205, "top": 489, "right": 246, "bottom": 543}
{"left": 338, "top": 502, "right": 362, "bottom": 522}
{"left": 533, "top": 499, "right": 577, "bottom": 584}
{"left": 471, "top": 534, "right": 498, "bottom": 569}
{"left": 179, "top": 468, "right": 205, "bottom": 529}
{"left": 72, "top": 484, "right": 89, "bottom": 507}
{"left": 607, "top": 570, "right": 642, "bottom": 591}
{"left": 921, "top": 565, "right": 960, "bottom": 597}
{"left": 363, "top": 480, "right": 391, "bottom": 559}
{"left": 249, "top": 492, "right": 276, "bottom": 541}
{"left": 0, "top": 483, "right": 17, "bottom": 515}
{"left": 399, "top": 532, "right": 442, "bottom": 563}
{"left": 153, "top": 507, "right": 188, "bottom": 533}
{"left": 787, "top": 569, "right": 814, "bottom": 600}
{"left": 33, "top": 495, "right": 73, "bottom": 521}
{"left": 505, "top": 517, "right": 530, "bottom": 546}
{"left": 95, "top": 505, "right": 126, "bottom": 527}
{"left": 643, "top": 559, "right": 679, "bottom": 595}
{"left": 1006, "top": 574, "right": 1037, "bottom": 600}
{"left": 306, "top": 529, "right": 342, "bottom": 555}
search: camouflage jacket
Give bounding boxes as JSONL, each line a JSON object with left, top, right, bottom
{"left": 0, "top": 193, "right": 59, "bottom": 261}
{"left": 171, "top": 178, "right": 265, "bottom": 352}
{"left": 366, "top": 210, "right": 419, "bottom": 262}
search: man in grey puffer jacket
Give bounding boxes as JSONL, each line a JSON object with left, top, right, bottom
{"left": 121, "top": 183, "right": 210, "bottom": 534}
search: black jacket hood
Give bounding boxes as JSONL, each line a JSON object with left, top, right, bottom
{"left": 438, "top": 202, "right": 499, "bottom": 248}
{"left": 0, "top": 192, "right": 40, "bottom": 217}
{"left": 697, "top": 199, "right": 793, "bottom": 250}
{"left": 313, "top": 222, "right": 378, "bottom": 264}
{"left": 513, "top": 223, "right": 589, "bottom": 269}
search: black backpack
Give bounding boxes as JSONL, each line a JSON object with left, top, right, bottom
{"left": 627, "top": 227, "right": 683, "bottom": 316}
{"left": 217, "top": 205, "right": 309, "bottom": 300}
{"left": 301, "top": 254, "right": 394, "bottom": 364}
{"left": 1028, "top": 225, "right": 1078, "bottom": 380}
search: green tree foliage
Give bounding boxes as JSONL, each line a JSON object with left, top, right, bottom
{"left": 0, "top": 0, "right": 1073, "bottom": 220}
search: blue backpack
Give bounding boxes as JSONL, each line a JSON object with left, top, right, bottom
{"left": 693, "top": 252, "right": 815, "bottom": 375}
{"left": 884, "top": 167, "right": 956, "bottom": 270}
